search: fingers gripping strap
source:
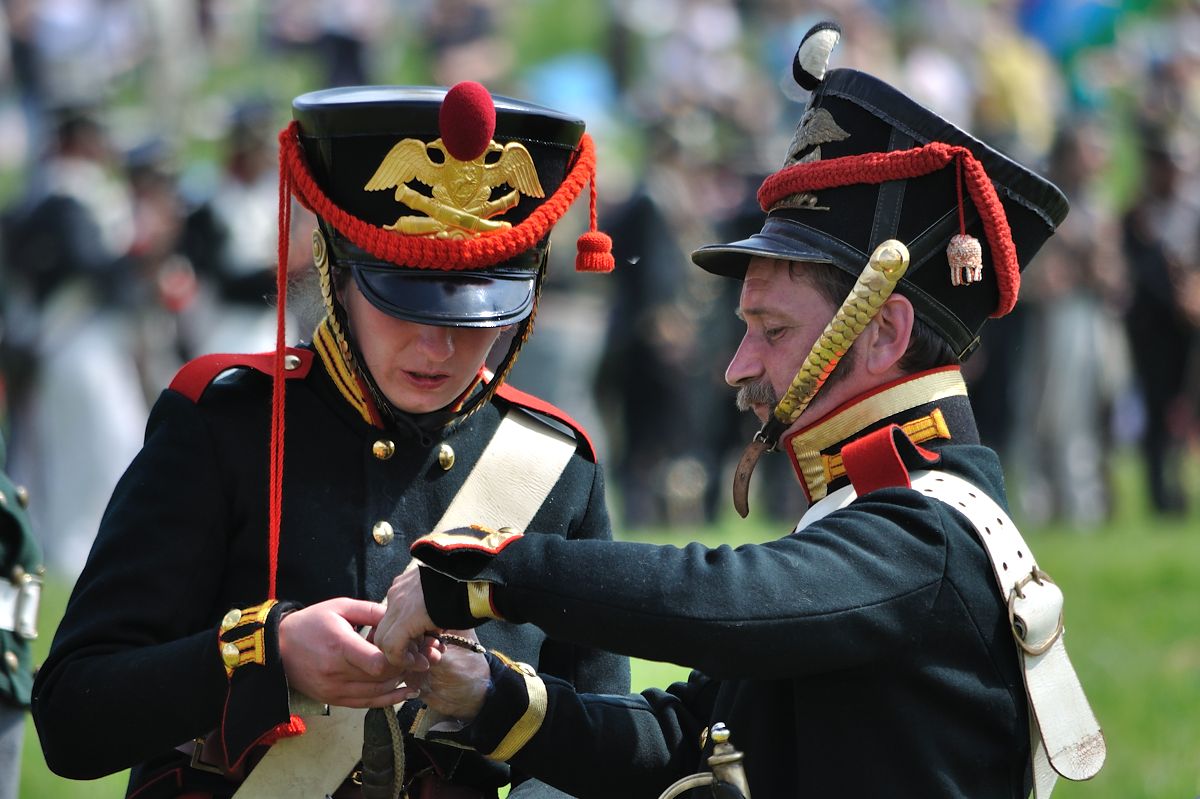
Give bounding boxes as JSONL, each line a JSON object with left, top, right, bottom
{"left": 796, "top": 472, "right": 1106, "bottom": 793}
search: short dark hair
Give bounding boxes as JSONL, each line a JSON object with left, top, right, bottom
{"left": 789, "top": 261, "right": 958, "bottom": 373}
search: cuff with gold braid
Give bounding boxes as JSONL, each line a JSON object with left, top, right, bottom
{"left": 422, "top": 650, "right": 547, "bottom": 763}
{"left": 412, "top": 526, "right": 523, "bottom": 629}
{"left": 418, "top": 567, "right": 504, "bottom": 630}
{"left": 216, "top": 599, "right": 306, "bottom": 770}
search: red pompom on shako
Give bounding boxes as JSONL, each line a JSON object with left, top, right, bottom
{"left": 440, "top": 81, "right": 497, "bottom": 161}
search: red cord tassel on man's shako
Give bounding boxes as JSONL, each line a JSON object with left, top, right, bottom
{"left": 757, "top": 140, "right": 1020, "bottom": 319}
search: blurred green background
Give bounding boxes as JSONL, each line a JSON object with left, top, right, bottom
{"left": 7, "top": 0, "right": 1200, "bottom": 797}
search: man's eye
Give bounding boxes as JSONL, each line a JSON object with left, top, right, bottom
{"left": 765, "top": 327, "right": 787, "bottom": 341}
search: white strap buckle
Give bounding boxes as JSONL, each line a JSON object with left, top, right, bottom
{"left": 1008, "top": 567, "right": 1064, "bottom": 656}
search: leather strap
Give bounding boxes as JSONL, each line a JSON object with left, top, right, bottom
{"left": 0, "top": 572, "right": 40, "bottom": 639}
{"left": 233, "top": 409, "right": 576, "bottom": 798}
{"left": 796, "top": 471, "right": 1106, "bottom": 795}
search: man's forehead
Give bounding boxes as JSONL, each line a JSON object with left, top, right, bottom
{"left": 737, "top": 258, "right": 809, "bottom": 315}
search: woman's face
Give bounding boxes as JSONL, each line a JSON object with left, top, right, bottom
{"left": 343, "top": 280, "right": 504, "bottom": 414}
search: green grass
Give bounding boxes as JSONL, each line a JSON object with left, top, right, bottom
{"left": 20, "top": 456, "right": 1200, "bottom": 798}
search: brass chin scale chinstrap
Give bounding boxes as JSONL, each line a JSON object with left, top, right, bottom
{"left": 732, "top": 239, "right": 911, "bottom": 518}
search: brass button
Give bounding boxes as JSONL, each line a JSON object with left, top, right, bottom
{"left": 4, "top": 651, "right": 17, "bottom": 672}
{"left": 498, "top": 526, "right": 519, "bottom": 534}
{"left": 437, "top": 443, "right": 455, "bottom": 471}
{"left": 221, "top": 643, "right": 241, "bottom": 669}
{"left": 372, "top": 521, "right": 395, "bottom": 546}
{"left": 220, "top": 608, "right": 243, "bottom": 632}
{"left": 372, "top": 439, "right": 396, "bottom": 460}
{"left": 14, "top": 486, "right": 28, "bottom": 509}
{"left": 699, "top": 726, "right": 709, "bottom": 750}
{"left": 283, "top": 354, "right": 302, "bottom": 371}
{"left": 10, "top": 565, "right": 25, "bottom": 583}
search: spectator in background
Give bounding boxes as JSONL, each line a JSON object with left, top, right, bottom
{"left": 0, "top": 430, "right": 42, "bottom": 799}
{"left": 1010, "top": 119, "right": 1129, "bottom": 527}
{"left": 183, "top": 99, "right": 283, "bottom": 355}
{"left": 1, "top": 106, "right": 145, "bottom": 578}
{"left": 1120, "top": 125, "right": 1200, "bottom": 515}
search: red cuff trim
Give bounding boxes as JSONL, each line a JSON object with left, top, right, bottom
{"left": 260, "top": 714, "right": 307, "bottom": 747}
{"left": 416, "top": 527, "right": 524, "bottom": 557}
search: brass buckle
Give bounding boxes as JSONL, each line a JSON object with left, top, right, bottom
{"left": 1007, "top": 567, "right": 1063, "bottom": 656}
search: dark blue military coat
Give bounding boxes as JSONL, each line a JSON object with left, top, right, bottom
{"left": 418, "top": 372, "right": 1033, "bottom": 798}
{"left": 32, "top": 342, "right": 628, "bottom": 798}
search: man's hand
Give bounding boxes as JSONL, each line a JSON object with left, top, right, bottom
{"left": 278, "top": 597, "right": 416, "bottom": 708}
{"left": 373, "top": 562, "right": 438, "bottom": 669}
{"left": 404, "top": 631, "right": 491, "bottom": 722}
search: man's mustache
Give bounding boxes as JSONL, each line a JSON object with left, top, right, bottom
{"left": 735, "top": 380, "right": 778, "bottom": 411}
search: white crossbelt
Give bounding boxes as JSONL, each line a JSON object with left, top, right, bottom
{"left": 233, "top": 409, "right": 578, "bottom": 798}
{"left": 796, "top": 470, "right": 1106, "bottom": 798}
{"left": 0, "top": 572, "right": 40, "bottom": 639}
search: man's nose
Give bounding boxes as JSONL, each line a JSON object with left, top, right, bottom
{"left": 725, "top": 335, "right": 762, "bottom": 388}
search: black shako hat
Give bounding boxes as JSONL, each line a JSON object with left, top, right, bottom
{"left": 290, "top": 83, "right": 609, "bottom": 327}
{"left": 692, "top": 24, "right": 1069, "bottom": 359}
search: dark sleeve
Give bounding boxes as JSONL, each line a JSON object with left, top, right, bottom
{"left": 438, "top": 488, "right": 949, "bottom": 681}
{"left": 507, "top": 464, "right": 632, "bottom": 799}
{"left": 31, "top": 390, "right": 283, "bottom": 778}
{"left": 431, "top": 653, "right": 716, "bottom": 799}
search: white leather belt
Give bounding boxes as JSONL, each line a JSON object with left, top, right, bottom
{"left": 0, "top": 570, "right": 41, "bottom": 639}
{"left": 797, "top": 471, "right": 1106, "bottom": 797}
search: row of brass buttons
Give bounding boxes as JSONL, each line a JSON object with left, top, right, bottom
{"left": 369, "top": 440, "right": 456, "bottom": 546}
{"left": 372, "top": 440, "right": 455, "bottom": 471}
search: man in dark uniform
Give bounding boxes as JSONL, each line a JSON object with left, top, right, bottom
{"left": 32, "top": 82, "right": 628, "bottom": 798}
{"left": 371, "top": 24, "right": 1105, "bottom": 799}
{"left": 0, "top": 432, "right": 42, "bottom": 799}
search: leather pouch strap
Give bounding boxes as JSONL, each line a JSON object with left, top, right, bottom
{"left": 796, "top": 472, "right": 1106, "bottom": 794}
{"left": 908, "top": 471, "right": 1106, "bottom": 792}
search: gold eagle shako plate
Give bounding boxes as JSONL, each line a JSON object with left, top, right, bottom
{"left": 291, "top": 84, "right": 585, "bottom": 326}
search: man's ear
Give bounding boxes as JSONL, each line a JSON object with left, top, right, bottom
{"left": 862, "top": 293, "right": 915, "bottom": 375}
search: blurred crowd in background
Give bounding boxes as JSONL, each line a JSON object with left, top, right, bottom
{"left": 2, "top": 0, "right": 1200, "bottom": 579}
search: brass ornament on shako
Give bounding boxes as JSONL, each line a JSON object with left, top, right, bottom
{"left": 772, "top": 108, "right": 850, "bottom": 212}
{"left": 948, "top": 233, "right": 984, "bottom": 286}
{"left": 364, "top": 82, "right": 545, "bottom": 240}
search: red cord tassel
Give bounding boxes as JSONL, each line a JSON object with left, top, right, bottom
{"left": 576, "top": 172, "right": 614, "bottom": 272}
